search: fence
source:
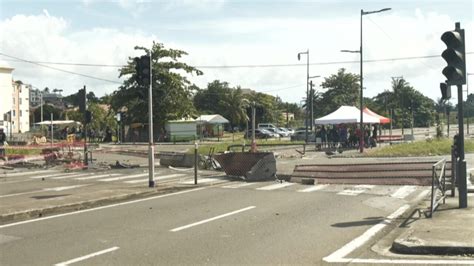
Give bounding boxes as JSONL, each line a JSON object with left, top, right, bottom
{"left": 428, "top": 158, "right": 448, "bottom": 218}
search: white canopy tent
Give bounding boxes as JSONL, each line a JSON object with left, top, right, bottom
{"left": 314, "top": 106, "right": 380, "bottom": 125}
{"left": 36, "top": 120, "right": 81, "bottom": 125}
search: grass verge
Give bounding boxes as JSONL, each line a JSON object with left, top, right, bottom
{"left": 365, "top": 138, "right": 474, "bottom": 157}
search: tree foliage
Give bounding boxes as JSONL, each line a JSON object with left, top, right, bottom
{"left": 111, "top": 42, "right": 203, "bottom": 130}
{"left": 315, "top": 68, "right": 360, "bottom": 117}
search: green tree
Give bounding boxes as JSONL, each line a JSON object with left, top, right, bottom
{"left": 220, "top": 87, "right": 247, "bottom": 131}
{"left": 34, "top": 104, "right": 63, "bottom": 122}
{"left": 112, "top": 42, "right": 203, "bottom": 131}
{"left": 194, "top": 80, "right": 229, "bottom": 115}
{"left": 317, "top": 68, "right": 360, "bottom": 116}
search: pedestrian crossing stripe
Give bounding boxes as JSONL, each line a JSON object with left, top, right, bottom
{"left": 99, "top": 173, "right": 148, "bottom": 182}
{"left": 29, "top": 172, "right": 78, "bottom": 179}
{"left": 256, "top": 182, "right": 295, "bottom": 191}
{"left": 179, "top": 178, "right": 219, "bottom": 185}
{"left": 1, "top": 169, "right": 58, "bottom": 177}
{"left": 124, "top": 174, "right": 187, "bottom": 184}
{"left": 391, "top": 185, "right": 417, "bottom": 199}
{"left": 51, "top": 173, "right": 93, "bottom": 180}
{"left": 298, "top": 184, "right": 328, "bottom": 192}
{"left": 338, "top": 185, "right": 375, "bottom": 196}
{"left": 221, "top": 182, "right": 255, "bottom": 189}
{"left": 75, "top": 173, "right": 121, "bottom": 180}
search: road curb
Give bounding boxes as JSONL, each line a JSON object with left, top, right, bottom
{"left": 392, "top": 229, "right": 474, "bottom": 255}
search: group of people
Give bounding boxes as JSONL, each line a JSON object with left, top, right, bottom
{"left": 315, "top": 124, "right": 378, "bottom": 149}
{"left": 60, "top": 126, "right": 113, "bottom": 143}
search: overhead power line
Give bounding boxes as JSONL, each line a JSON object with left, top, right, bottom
{"left": 1, "top": 51, "right": 472, "bottom": 70}
{"left": 0, "top": 52, "right": 122, "bottom": 84}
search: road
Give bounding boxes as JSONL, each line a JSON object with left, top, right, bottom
{"left": 0, "top": 177, "right": 426, "bottom": 265}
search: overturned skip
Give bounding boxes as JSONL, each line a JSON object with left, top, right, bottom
{"left": 214, "top": 152, "right": 277, "bottom": 182}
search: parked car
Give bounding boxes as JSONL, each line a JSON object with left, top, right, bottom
{"left": 290, "top": 130, "right": 316, "bottom": 141}
{"left": 266, "top": 127, "right": 289, "bottom": 137}
{"left": 244, "top": 129, "right": 277, "bottom": 139}
{"left": 278, "top": 127, "right": 293, "bottom": 136}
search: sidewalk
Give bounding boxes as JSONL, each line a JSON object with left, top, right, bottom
{"left": 392, "top": 193, "right": 474, "bottom": 255}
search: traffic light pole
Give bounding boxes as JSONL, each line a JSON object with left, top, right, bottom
{"left": 457, "top": 84, "right": 467, "bottom": 208}
{"left": 148, "top": 53, "right": 155, "bottom": 188}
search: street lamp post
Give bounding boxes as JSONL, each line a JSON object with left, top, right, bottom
{"left": 308, "top": 76, "right": 321, "bottom": 132}
{"left": 341, "top": 7, "right": 391, "bottom": 153}
{"left": 298, "top": 50, "right": 309, "bottom": 143}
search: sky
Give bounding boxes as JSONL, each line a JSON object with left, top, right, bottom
{"left": 1, "top": 0, "right": 473, "bottom": 105}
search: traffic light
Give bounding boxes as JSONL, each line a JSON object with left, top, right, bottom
{"left": 440, "top": 82, "right": 451, "bottom": 100}
{"left": 85, "top": 111, "right": 92, "bottom": 124}
{"left": 441, "top": 22, "right": 466, "bottom": 86}
{"left": 78, "top": 88, "right": 86, "bottom": 113}
{"left": 453, "top": 133, "right": 461, "bottom": 158}
{"left": 135, "top": 55, "right": 151, "bottom": 86}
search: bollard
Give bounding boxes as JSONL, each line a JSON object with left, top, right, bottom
{"left": 194, "top": 141, "right": 198, "bottom": 185}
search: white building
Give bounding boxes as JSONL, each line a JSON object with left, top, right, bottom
{"left": 0, "top": 67, "right": 14, "bottom": 135}
{"left": 12, "top": 82, "right": 31, "bottom": 133}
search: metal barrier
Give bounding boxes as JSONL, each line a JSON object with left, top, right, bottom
{"left": 428, "top": 158, "right": 447, "bottom": 218}
{"left": 451, "top": 145, "right": 457, "bottom": 197}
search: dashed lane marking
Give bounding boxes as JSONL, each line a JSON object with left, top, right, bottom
{"left": 54, "top": 246, "right": 120, "bottom": 266}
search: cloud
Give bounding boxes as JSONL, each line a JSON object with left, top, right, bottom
{"left": 0, "top": 12, "right": 155, "bottom": 95}
{"left": 1, "top": 7, "right": 472, "bottom": 105}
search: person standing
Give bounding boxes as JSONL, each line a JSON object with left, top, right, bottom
{"left": 0, "top": 128, "right": 6, "bottom": 158}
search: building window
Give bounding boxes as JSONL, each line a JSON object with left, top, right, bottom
{"left": 20, "top": 110, "right": 22, "bottom": 117}
{"left": 13, "top": 110, "right": 16, "bottom": 117}
{"left": 19, "top": 98, "right": 22, "bottom": 105}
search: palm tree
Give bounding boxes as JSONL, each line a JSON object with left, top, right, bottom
{"left": 221, "top": 87, "right": 247, "bottom": 141}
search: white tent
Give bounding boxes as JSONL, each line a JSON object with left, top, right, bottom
{"left": 36, "top": 120, "right": 81, "bottom": 125}
{"left": 196, "top": 114, "right": 229, "bottom": 124}
{"left": 314, "top": 106, "right": 380, "bottom": 125}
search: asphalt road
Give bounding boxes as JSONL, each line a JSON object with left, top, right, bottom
{"left": 0, "top": 180, "right": 423, "bottom": 265}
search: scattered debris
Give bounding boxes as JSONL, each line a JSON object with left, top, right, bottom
{"left": 110, "top": 160, "right": 140, "bottom": 169}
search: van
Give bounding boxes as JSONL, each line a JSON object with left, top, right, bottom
{"left": 257, "top": 123, "right": 276, "bottom": 130}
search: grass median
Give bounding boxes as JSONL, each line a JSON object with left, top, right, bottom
{"left": 366, "top": 138, "right": 474, "bottom": 157}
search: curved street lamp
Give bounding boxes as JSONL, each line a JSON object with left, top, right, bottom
{"left": 341, "top": 7, "right": 391, "bottom": 153}
{"left": 298, "top": 50, "right": 310, "bottom": 143}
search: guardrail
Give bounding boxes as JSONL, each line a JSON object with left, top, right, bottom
{"left": 428, "top": 158, "right": 447, "bottom": 218}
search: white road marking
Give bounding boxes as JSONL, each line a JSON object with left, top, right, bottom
{"left": 170, "top": 206, "right": 256, "bottom": 232}
{"left": 99, "top": 173, "right": 148, "bottom": 182}
{"left": 298, "top": 184, "right": 328, "bottom": 192}
{"left": 221, "top": 182, "right": 254, "bottom": 189}
{"left": 43, "top": 184, "right": 90, "bottom": 192}
{"left": 0, "top": 184, "right": 90, "bottom": 198}
{"left": 51, "top": 173, "right": 93, "bottom": 180}
{"left": 180, "top": 178, "right": 218, "bottom": 185}
{"left": 326, "top": 258, "right": 474, "bottom": 264}
{"left": 391, "top": 186, "right": 417, "bottom": 199}
{"left": 338, "top": 185, "right": 375, "bottom": 196}
{"left": 74, "top": 173, "right": 120, "bottom": 180}
{"left": 323, "top": 204, "right": 410, "bottom": 262}
{"left": 54, "top": 246, "right": 119, "bottom": 266}
{"left": 0, "top": 187, "right": 206, "bottom": 229}
{"left": 124, "top": 173, "right": 186, "bottom": 184}
{"left": 256, "top": 182, "right": 295, "bottom": 191}
{"left": 29, "top": 173, "right": 76, "bottom": 179}
{"left": 0, "top": 169, "right": 57, "bottom": 177}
